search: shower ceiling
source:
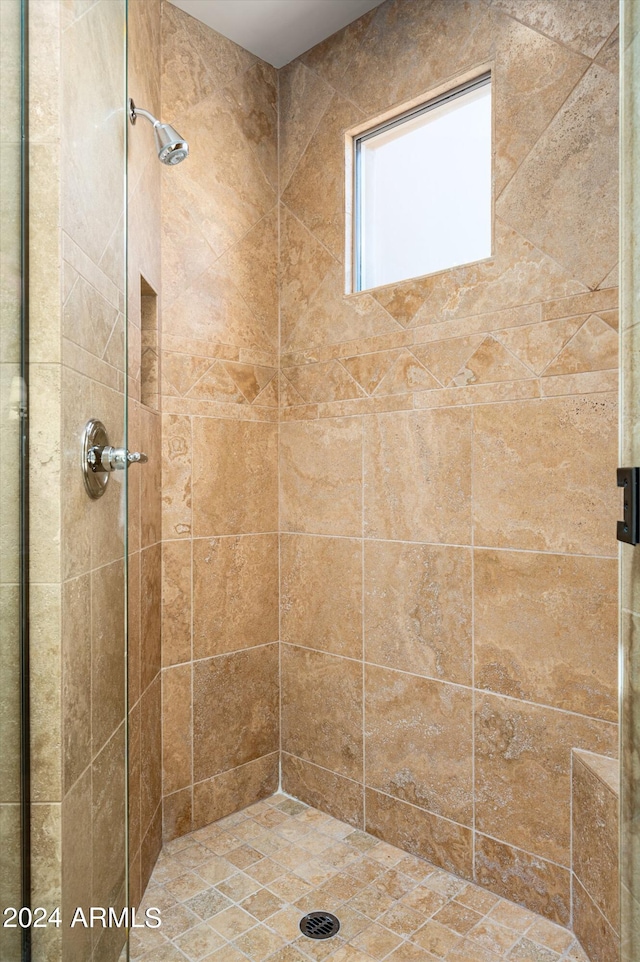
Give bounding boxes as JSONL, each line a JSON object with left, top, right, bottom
{"left": 167, "top": 0, "right": 386, "bottom": 67}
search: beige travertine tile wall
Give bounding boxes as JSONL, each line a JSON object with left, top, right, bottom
{"left": 127, "top": 0, "right": 164, "bottom": 914}
{"left": 278, "top": 0, "right": 620, "bottom": 929}
{"left": 572, "top": 750, "right": 619, "bottom": 962}
{"left": 58, "top": 0, "right": 133, "bottom": 959}
{"left": 25, "top": 1, "right": 135, "bottom": 959}
{"left": 28, "top": 3, "right": 164, "bottom": 957}
{"left": 159, "top": 0, "right": 280, "bottom": 845}
{"left": 26, "top": 2, "right": 64, "bottom": 960}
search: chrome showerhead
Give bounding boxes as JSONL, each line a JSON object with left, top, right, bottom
{"left": 129, "top": 99, "right": 189, "bottom": 166}
{"left": 154, "top": 123, "right": 189, "bottom": 165}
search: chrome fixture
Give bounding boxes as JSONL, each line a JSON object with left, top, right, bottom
{"left": 129, "top": 98, "right": 189, "bottom": 166}
{"left": 82, "top": 419, "right": 148, "bottom": 500}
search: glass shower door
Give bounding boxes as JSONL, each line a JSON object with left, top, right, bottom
{"left": 57, "top": 0, "right": 130, "bottom": 959}
{"left": 0, "top": 1, "right": 27, "bottom": 959}
{"left": 621, "top": 2, "right": 640, "bottom": 959}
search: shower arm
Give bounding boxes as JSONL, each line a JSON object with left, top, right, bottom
{"left": 129, "top": 99, "right": 159, "bottom": 128}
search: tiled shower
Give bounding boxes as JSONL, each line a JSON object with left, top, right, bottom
{"left": 1, "top": 0, "right": 636, "bottom": 961}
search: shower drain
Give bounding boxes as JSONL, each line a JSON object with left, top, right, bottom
{"left": 299, "top": 912, "right": 341, "bottom": 940}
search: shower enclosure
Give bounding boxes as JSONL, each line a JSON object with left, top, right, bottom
{"left": 621, "top": 3, "right": 640, "bottom": 959}
{"left": 1, "top": 0, "right": 640, "bottom": 960}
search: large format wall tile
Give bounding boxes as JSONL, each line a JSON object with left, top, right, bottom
{"left": 281, "top": 534, "right": 362, "bottom": 658}
{"left": 161, "top": 539, "right": 191, "bottom": 667}
{"left": 193, "top": 534, "right": 278, "bottom": 658}
{"left": 279, "top": 205, "right": 335, "bottom": 350}
{"left": 491, "top": 0, "right": 618, "bottom": 60}
{"left": 497, "top": 64, "right": 618, "bottom": 290}
{"left": 222, "top": 60, "right": 277, "bottom": 192}
{"left": 279, "top": 61, "right": 334, "bottom": 193}
{"left": 166, "top": 87, "right": 275, "bottom": 260}
{"left": 281, "top": 94, "right": 362, "bottom": 262}
{"left": 475, "top": 833, "right": 571, "bottom": 925}
{"left": 492, "top": 11, "right": 590, "bottom": 195}
{"left": 141, "top": 542, "right": 162, "bottom": 693}
{"left": 573, "top": 879, "right": 619, "bottom": 962}
{"left": 161, "top": 414, "right": 192, "bottom": 540}
{"left": 572, "top": 750, "right": 619, "bottom": 929}
{"left": 281, "top": 644, "right": 363, "bottom": 781}
{"left": 61, "top": 0, "right": 125, "bottom": 271}
{"left": 364, "top": 409, "right": 472, "bottom": 544}
{"left": 218, "top": 207, "right": 278, "bottom": 339}
{"left": 91, "top": 559, "right": 125, "bottom": 756}
{"left": 281, "top": 753, "right": 364, "bottom": 829}
{"left": 192, "top": 418, "right": 278, "bottom": 536}
{"left": 30, "top": 585, "right": 63, "bottom": 802}
{"left": 365, "top": 788, "right": 473, "bottom": 881}
{"left": 140, "top": 674, "right": 162, "bottom": 841}
{"left": 365, "top": 540, "right": 472, "bottom": 685}
{"left": 193, "top": 645, "right": 279, "bottom": 782}
{"left": 192, "top": 753, "right": 279, "bottom": 831}
{"left": 161, "top": 0, "right": 255, "bottom": 117}
{"left": 61, "top": 768, "right": 92, "bottom": 962}
{"left": 140, "top": 406, "right": 162, "bottom": 549}
{"left": 162, "top": 787, "right": 192, "bottom": 843}
{"left": 62, "top": 574, "right": 91, "bottom": 794}
{"left": 474, "top": 549, "right": 617, "bottom": 719}
{"left": 365, "top": 665, "right": 473, "bottom": 825}
{"left": 473, "top": 395, "right": 618, "bottom": 555}
{"left": 302, "top": 0, "right": 492, "bottom": 119}
{"left": 162, "top": 664, "right": 192, "bottom": 796}
{"left": 280, "top": 418, "right": 363, "bottom": 536}
{"left": 92, "top": 726, "right": 126, "bottom": 911}
{"left": 0, "top": 588, "right": 19, "bottom": 807}
{"left": 475, "top": 692, "right": 617, "bottom": 866}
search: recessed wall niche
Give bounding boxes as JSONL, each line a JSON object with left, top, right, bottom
{"left": 140, "top": 275, "right": 159, "bottom": 409}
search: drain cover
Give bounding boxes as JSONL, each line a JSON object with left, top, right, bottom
{"left": 299, "top": 912, "right": 340, "bottom": 940}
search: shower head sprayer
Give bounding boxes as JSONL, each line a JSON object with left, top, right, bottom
{"left": 129, "top": 98, "right": 189, "bottom": 166}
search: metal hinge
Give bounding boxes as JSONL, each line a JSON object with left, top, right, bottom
{"left": 617, "top": 467, "right": 640, "bottom": 545}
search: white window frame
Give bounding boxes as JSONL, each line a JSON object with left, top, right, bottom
{"left": 347, "top": 70, "right": 493, "bottom": 294}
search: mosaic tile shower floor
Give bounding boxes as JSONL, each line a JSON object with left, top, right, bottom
{"left": 131, "top": 794, "right": 589, "bottom": 962}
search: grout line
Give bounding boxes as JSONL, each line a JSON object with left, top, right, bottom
{"left": 361, "top": 414, "right": 366, "bottom": 831}
{"left": 185, "top": 752, "right": 281, "bottom": 792}
{"left": 276, "top": 530, "right": 618, "bottom": 562}
{"left": 276, "top": 642, "right": 618, "bottom": 727}
{"left": 190, "top": 415, "right": 195, "bottom": 832}
{"left": 277, "top": 63, "right": 283, "bottom": 796}
{"left": 569, "top": 750, "right": 574, "bottom": 931}
{"left": 163, "top": 532, "right": 281, "bottom": 544}
{"left": 162, "top": 640, "right": 281, "bottom": 672}
{"left": 471, "top": 404, "right": 476, "bottom": 883}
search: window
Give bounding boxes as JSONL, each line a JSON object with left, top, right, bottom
{"left": 353, "top": 74, "right": 492, "bottom": 292}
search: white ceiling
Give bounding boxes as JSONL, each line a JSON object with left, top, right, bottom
{"left": 167, "top": 0, "right": 386, "bottom": 68}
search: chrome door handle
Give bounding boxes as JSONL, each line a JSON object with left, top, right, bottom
{"left": 96, "top": 446, "right": 149, "bottom": 471}
{"left": 127, "top": 451, "right": 148, "bottom": 464}
{"left": 82, "top": 419, "right": 148, "bottom": 500}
